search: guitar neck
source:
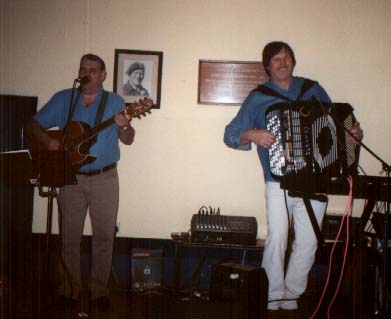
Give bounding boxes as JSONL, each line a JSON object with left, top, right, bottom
{"left": 91, "top": 101, "right": 139, "bottom": 136}
{"left": 70, "top": 98, "right": 152, "bottom": 146}
{"left": 90, "top": 116, "right": 116, "bottom": 137}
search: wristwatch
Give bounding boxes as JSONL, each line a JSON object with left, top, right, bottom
{"left": 121, "top": 123, "right": 130, "bottom": 131}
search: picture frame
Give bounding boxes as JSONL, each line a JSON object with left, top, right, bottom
{"left": 114, "top": 49, "right": 163, "bottom": 109}
{"left": 197, "top": 60, "right": 268, "bottom": 105}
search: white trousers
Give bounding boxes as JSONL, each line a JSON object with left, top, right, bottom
{"left": 262, "top": 182, "right": 327, "bottom": 309}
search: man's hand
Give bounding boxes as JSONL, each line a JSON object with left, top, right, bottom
{"left": 46, "top": 137, "right": 61, "bottom": 150}
{"left": 115, "top": 109, "right": 135, "bottom": 145}
{"left": 27, "top": 118, "right": 61, "bottom": 150}
{"left": 349, "top": 122, "right": 363, "bottom": 144}
{"left": 115, "top": 109, "right": 131, "bottom": 128}
{"left": 241, "top": 129, "right": 276, "bottom": 148}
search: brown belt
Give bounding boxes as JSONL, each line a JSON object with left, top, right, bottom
{"left": 77, "top": 163, "right": 117, "bottom": 176}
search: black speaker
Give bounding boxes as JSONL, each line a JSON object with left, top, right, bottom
{"left": 131, "top": 248, "right": 163, "bottom": 291}
{"left": 209, "top": 261, "right": 268, "bottom": 319}
{"left": 321, "top": 214, "right": 362, "bottom": 241}
{"left": 1, "top": 94, "right": 37, "bottom": 318}
{"left": 371, "top": 212, "right": 391, "bottom": 238}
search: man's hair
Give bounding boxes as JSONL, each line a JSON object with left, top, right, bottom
{"left": 262, "top": 41, "right": 296, "bottom": 76}
{"left": 80, "top": 53, "right": 106, "bottom": 71}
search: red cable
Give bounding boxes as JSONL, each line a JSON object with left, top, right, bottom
{"left": 310, "top": 176, "right": 353, "bottom": 319}
{"left": 327, "top": 176, "right": 353, "bottom": 318}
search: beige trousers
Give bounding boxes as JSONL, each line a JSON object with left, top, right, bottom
{"left": 57, "top": 168, "right": 119, "bottom": 300}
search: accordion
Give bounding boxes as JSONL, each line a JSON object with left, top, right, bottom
{"left": 266, "top": 101, "right": 360, "bottom": 191}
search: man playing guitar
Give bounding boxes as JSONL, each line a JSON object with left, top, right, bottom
{"left": 29, "top": 54, "right": 136, "bottom": 316}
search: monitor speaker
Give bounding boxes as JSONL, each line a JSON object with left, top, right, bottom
{"left": 209, "top": 261, "right": 268, "bottom": 319}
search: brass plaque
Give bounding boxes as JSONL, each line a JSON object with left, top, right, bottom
{"left": 197, "top": 60, "right": 268, "bottom": 105}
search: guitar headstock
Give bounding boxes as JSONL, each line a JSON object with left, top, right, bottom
{"left": 126, "top": 98, "right": 153, "bottom": 119}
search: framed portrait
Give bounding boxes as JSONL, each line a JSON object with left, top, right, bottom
{"left": 197, "top": 60, "right": 268, "bottom": 105}
{"left": 114, "top": 49, "right": 163, "bottom": 109}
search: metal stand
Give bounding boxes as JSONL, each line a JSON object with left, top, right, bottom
{"left": 38, "top": 186, "right": 58, "bottom": 277}
{"left": 377, "top": 165, "right": 391, "bottom": 318}
{"left": 344, "top": 136, "right": 391, "bottom": 318}
{"left": 280, "top": 111, "right": 391, "bottom": 317}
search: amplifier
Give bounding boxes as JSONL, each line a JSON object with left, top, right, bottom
{"left": 190, "top": 214, "right": 257, "bottom": 245}
{"left": 131, "top": 248, "right": 162, "bottom": 291}
{"left": 209, "top": 262, "right": 268, "bottom": 319}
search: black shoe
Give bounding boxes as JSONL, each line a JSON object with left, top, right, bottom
{"left": 54, "top": 295, "right": 79, "bottom": 317}
{"left": 267, "top": 309, "right": 280, "bottom": 319}
{"left": 77, "top": 290, "right": 91, "bottom": 317}
{"left": 56, "top": 295, "right": 78, "bottom": 310}
{"left": 92, "top": 296, "right": 111, "bottom": 312}
{"left": 279, "top": 309, "right": 301, "bottom": 319}
{"left": 76, "top": 295, "right": 111, "bottom": 318}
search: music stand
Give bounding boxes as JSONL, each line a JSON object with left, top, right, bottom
{"left": 31, "top": 149, "right": 77, "bottom": 273}
{"left": 0, "top": 150, "right": 33, "bottom": 185}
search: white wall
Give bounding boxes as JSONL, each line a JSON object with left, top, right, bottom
{"left": 1, "top": 0, "right": 390, "bottom": 239}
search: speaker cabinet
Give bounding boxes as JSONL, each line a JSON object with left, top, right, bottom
{"left": 209, "top": 261, "right": 268, "bottom": 319}
{"left": 131, "top": 248, "right": 163, "bottom": 291}
{"left": 1, "top": 94, "right": 37, "bottom": 317}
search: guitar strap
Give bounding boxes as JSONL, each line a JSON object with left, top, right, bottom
{"left": 66, "top": 90, "right": 109, "bottom": 127}
{"left": 94, "top": 90, "right": 109, "bottom": 126}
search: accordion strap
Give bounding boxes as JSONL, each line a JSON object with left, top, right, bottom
{"left": 296, "top": 79, "right": 318, "bottom": 101}
{"left": 253, "top": 78, "right": 318, "bottom": 102}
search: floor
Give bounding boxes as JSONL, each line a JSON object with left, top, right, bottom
{"left": 23, "top": 275, "right": 378, "bottom": 319}
{"left": 1, "top": 237, "right": 387, "bottom": 319}
{"left": 38, "top": 287, "right": 380, "bottom": 319}
{"left": 0, "top": 267, "right": 385, "bottom": 318}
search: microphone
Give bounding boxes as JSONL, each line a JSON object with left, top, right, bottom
{"left": 75, "top": 76, "right": 90, "bottom": 85}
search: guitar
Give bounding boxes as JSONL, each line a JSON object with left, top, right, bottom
{"left": 32, "top": 97, "right": 153, "bottom": 172}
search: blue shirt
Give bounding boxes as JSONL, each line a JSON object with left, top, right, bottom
{"left": 34, "top": 88, "right": 125, "bottom": 171}
{"left": 223, "top": 76, "right": 332, "bottom": 182}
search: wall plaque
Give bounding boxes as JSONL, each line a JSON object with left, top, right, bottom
{"left": 197, "top": 60, "right": 268, "bottom": 105}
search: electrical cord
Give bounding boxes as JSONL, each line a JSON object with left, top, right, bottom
{"left": 310, "top": 176, "right": 354, "bottom": 319}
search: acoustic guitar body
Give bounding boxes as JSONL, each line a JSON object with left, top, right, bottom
{"left": 31, "top": 121, "right": 97, "bottom": 186}
{"left": 61, "top": 121, "right": 97, "bottom": 167}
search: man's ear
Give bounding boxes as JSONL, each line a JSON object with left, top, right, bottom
{"left": 101, "top": 71, "right": 107, "bottom": 82}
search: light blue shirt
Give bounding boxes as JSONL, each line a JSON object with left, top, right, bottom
{"left": 224, "top": 76, "right": 331, "bottom": 182}
{"left": 34, "top": 88, "right": 125, "bottom": 171}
